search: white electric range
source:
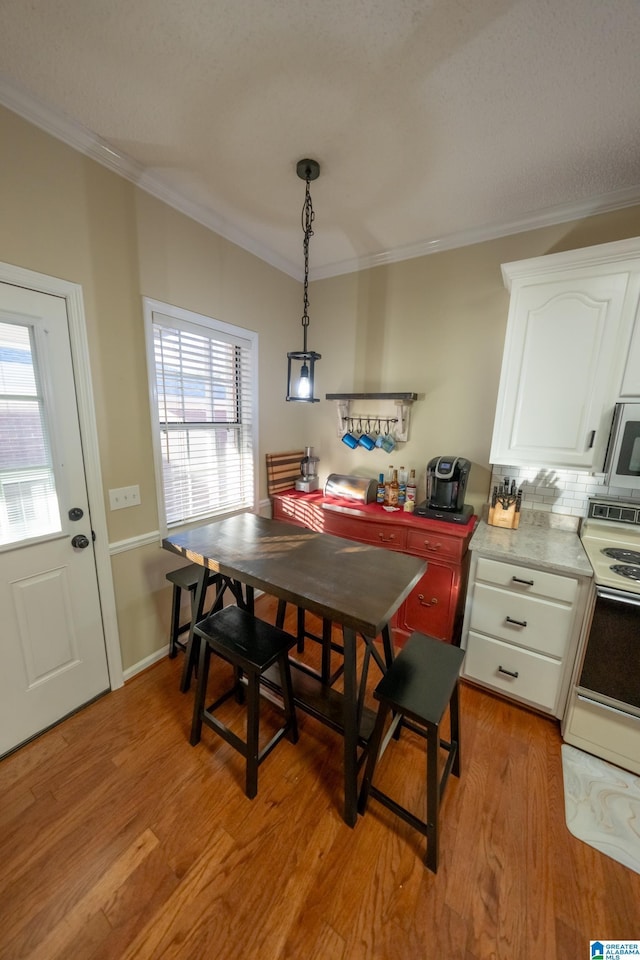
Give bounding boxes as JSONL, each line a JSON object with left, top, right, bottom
{"left": 580, "top": 498, "right": 640, "bottom": 594}
{"left": 562, "top": 497, "right": 640, "bottom": 775}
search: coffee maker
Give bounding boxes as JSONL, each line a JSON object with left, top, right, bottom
{"left": 415, "top": 456, "right": 473, "bottom": 523}
{"left": 295, "top": 446, "right": 320, "bottom": 492}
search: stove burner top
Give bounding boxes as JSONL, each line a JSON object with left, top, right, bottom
{"left": 610, "top": 563, "right": 640, "bottom": 581}
{"left": 602, "top": 547, "right": 640, "bottom": 563}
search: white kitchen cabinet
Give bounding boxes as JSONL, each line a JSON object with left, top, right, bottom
{"left": 490, "top": 237, "right": 640, "bottom": 470}
{"left": 461, "top": 556, "right": 588, "bottom": 718}
{"left": 620, "top": 310, "right": 640, "bottom": 397}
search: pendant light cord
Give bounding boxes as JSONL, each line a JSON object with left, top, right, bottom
{"left": 300, "top": 177, "right": 315, "bottom": 353}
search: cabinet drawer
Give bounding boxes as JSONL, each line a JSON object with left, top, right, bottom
{"left": 463, "top": 631, "right": 563, "bottom": 713}
{"left": 273, "top": 497, "right": 324, "bottom": 531}
{"left": 328, "top": 515, "right": 407, "bottom": 551}
{"left": 406, "top": 528, "right": 463, "bottom": 561}
{"left": 469, "top": 582, "right": 572, "bottom": 658}
{"left": 475, "top": 557, "right": 578, "bottom": 603}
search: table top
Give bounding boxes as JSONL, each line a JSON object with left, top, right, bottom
{"left": 163, "top": 513, "right": 426, "bottom": 637}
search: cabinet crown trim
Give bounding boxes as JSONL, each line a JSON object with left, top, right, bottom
{"left": 502, "top": 236, "right": 640, "bottom": 290}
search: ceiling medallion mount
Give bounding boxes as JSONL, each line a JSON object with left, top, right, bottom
{"left": 296, "top": 159, "right": 320, "bottom": 182}
{"left": 286, "top": 157, "right": 322, "bottom": 403}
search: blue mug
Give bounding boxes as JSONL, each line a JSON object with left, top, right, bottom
{"left": 376, "top": 432, "right": 395, "bottom": 453}
{"left": 359, "top": 433, "right": 376, "bottom": 450}
{"left": 341, "top": 431, "right": 358, "bottom": 449}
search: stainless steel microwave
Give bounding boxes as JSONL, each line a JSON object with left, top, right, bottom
{"left": 604, "top": 402, "right": 640, "bottom": 489}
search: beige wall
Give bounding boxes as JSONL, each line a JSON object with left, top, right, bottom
{"left": 310, "top": 211, "right": 640, "bottom": 509}
{"left": 2, "top": 103, "right": 639, "bottom": 670}
{"left": 0, "top": 105, "right": 306, "bottom": 669}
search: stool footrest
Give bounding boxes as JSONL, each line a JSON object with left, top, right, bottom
{"left": 197, "top": 696, "right": 295, "bottom": 762}
{"left": 368, "top": 786, "right": 430, "bottom": 837}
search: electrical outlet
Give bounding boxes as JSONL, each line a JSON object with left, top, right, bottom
{"left": 109, "top": 484, "right": 141, "bottom": 510}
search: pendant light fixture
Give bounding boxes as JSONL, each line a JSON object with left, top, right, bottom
{"left": 286, "top": 158, "right": 321, "bottom": 402}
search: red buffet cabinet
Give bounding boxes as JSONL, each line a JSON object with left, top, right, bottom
{"left": 272, "top": 490, "right": 476, "bottom": 645}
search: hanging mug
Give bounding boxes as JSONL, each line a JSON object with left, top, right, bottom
{"left": 375, "top": 419, "right": 396, "bottom": 453}
{"left": 358, "top": 420, "right": 376, "bottom": 450}
{"left": 341, "top": 417, "right": 359, "bottom": 448}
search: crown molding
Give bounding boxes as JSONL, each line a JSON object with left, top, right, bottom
{"left": 312, "top": 185, "right": 640, "bottom": 280}
{"left": 0, "top": 80, "right": 302, "bottom": 280}
{"left": 2, "top": 78, "right": 640, "bottom": 283}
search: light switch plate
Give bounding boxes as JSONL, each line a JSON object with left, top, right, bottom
{"left": 109, "top": 484, "right": 141, "bottom": 510}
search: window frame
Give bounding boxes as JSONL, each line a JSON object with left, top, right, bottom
{"left": 143, "top": 298, "right": 259, "bottom": 537}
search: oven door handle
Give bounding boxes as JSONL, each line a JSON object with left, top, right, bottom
{"left": 596, "top": 585, "right": 640, "bottom": 606}
{"left": 577, "top": 693, "right": 640, "bottom": 722}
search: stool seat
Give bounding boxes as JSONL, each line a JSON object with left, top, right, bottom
{"left": 166, "top": 563, "right": 222, "bottom": 658}
{"left": 190, "top": 606, "right": 299, "bottom": 799}
{"left": 373, "top": 632, "right": 464, "bottom": 727}
{"left": 358, "top": 632, "right": 465, "bottom": 873}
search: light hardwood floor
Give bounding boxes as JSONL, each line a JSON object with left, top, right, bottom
{"left": 1, "top": 599, "right": 638, "bottom": 960}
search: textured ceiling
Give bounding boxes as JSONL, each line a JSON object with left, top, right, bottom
{"left": 1, "top": 0, "right": 640, "bottom": 279}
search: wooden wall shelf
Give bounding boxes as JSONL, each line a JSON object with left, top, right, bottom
{"left": 326, "top": 393, "right": 418, "bottom": 401}
{"left": 325, "top": 393, "right": 419, "bottom": 442}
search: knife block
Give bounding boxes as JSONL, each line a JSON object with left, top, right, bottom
{"left": 487, "top": 496, "right": 521, "bottom": 529}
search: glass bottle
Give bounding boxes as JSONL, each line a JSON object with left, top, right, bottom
{"left": 398, "top": 466, "right": 407, "bottom": 505}
{"left": 376, "top": 472, "right": 385, "bottom": 504}
{"left": 384, "top": 465, "right": 394, "bottom": 506}
{"left": 388, "top": 468, "right": 399, "bottom": 507}
{"left": 406, "top": 468, "right": 417, "bottom": 502}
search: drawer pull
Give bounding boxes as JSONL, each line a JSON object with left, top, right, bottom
{"left": 498, "top": 665, "right": 519, "bottom": 679}
{"left": 418, "top": 594, "right": 438, "bottom": 607}
{"left": 378, "top": 534, "right": 396, "bottom": 542}
{"left": 505, "top": 616, "right": 527, "bottom": 627}
{"left": 512, "top": 576, "right": 534, "bottom": 586}
{"left": 423, "top": 540, "right": 441, "bottom": 550}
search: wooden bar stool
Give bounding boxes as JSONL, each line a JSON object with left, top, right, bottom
{"left": 358, "top": 631, "right": 465, "bottom": 873}
{"left": 166, "top": 563, "right": 222, "bottom": 658}
{"left": 275, "top": 598, "right": 343, "bottom": 686}
{"left": 190, "top": 605, "right": 299, "bottom": 799}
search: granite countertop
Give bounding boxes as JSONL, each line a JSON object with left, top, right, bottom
{"left": 470, "top": 509, "right": 594, "bottom": 579}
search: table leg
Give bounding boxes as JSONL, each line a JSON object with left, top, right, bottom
{"left": 341, "top": 625, "right": 358, "bottom": 827}
{"left": 180, "top": 567, "right": 209, "bottom": 693}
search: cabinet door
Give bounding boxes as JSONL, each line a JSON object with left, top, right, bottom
{"left": 620, "top": 310, "right": 640, "bottom": 397}
{"left": 401, "top": 563, "right": 456, "bottom": 642}
{"left": 490, "top": 273, "right": 631, "bottom": 469}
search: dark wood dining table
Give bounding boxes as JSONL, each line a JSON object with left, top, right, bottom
{"left": 162, "top": 512, "right": 426, "bottom": 826}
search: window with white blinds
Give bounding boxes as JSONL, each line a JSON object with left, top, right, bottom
{"left": 145, "top": 302, "right": 257, "bottom": 530}
{"left": 0, "top": 320, "right": 61, "bottom": 546}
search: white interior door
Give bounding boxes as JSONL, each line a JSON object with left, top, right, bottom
{"left": 0, "top": 282, "right": 110, "bottom": 756}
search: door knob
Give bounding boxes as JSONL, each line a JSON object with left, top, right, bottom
{"left": 71, "top": 534, "right": 90, "bottom": 549}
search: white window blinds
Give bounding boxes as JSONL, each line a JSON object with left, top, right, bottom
{"left": 148, "top": 308, "right": 256, "bottom": 528}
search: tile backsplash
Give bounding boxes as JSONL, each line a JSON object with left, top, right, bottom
{"left": 490, "top": 464, "right": 640, "bottom": 519}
